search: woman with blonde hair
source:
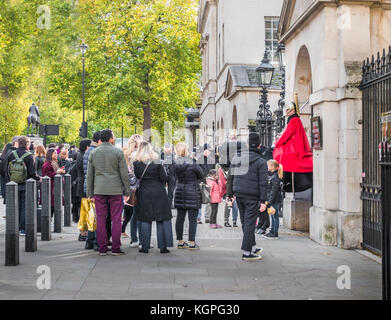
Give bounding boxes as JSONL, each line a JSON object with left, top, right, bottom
{"left": 133, "top": 141, "right": 173, "bottom": 254}
{"left": 171, "top": 142, "right": 204, "bottom": 250}
{"left": 123, "top": 134, "right": 144, "bottom": 245}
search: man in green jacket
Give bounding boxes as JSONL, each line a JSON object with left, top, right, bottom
{"left": 87, "top": 129, "right": 130, "bottom": 256}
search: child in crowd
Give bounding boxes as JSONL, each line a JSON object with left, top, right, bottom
{"left": 206, "top": 169, "right": 222, "bottom": 229}
{"left": 263, "top": 160, "right": 284, "bottom": 239}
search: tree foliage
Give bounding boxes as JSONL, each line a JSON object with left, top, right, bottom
{"left": 0, "top": 0, "right": 201, "bottom": 147}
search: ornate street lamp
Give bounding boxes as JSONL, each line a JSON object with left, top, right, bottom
{"left": 79, "top": 42, "right": 88, "bottom": 138}
{"left": 256, "top": 51, "right": 275, "bottom": 147}
{"left": 275, "top": 43, "right": 286, "bottom": 133}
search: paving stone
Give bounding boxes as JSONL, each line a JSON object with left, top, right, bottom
{"left": 0, "top": 202, "right": 383, "bottom": 300}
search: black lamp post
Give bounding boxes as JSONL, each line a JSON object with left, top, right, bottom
{"left": 256, "top": 51, "right": 275, "bottom": 146}
{"left": 275, "top": 43, "right": 286, "bottom": 133}
{"left": 79, "top": 42, "right": 88, "bottom": 138}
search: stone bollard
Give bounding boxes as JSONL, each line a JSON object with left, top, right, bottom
{"left": 25, "top": 179, "right": 37, "bottom": 252}
{"left": 53, "top": 174, "right": 63, "bottom": 233}
{"left": 64, "top": 174, "right": 71, "bottom": 227}
{"left": 5, "top": 182, "right": 19, "bottom": 266}
{"left": 41, "top": 177, "right": 51, "bottom": 241}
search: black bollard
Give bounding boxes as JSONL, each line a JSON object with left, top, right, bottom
{"left": 64, "top": 174, "right": 71, "bottom": 227}
{"left": 53, "top": 174, "right": 63, "bottom": 233}
{"left": 25, "top": 179, "right": 37, "bottom": 252}
{"left": 41, "top": 177, "right": 51, "bottom": 241}
{"left": 5, "top": 182, "right": 19, "bottom": 266}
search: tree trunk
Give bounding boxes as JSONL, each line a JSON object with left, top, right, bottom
{"left": 143, "top": 102, "right": 152, "bottom": 142}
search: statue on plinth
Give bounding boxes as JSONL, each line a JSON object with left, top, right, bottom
{"left": 27, "top": 102, "right": 40, "bottom": 136}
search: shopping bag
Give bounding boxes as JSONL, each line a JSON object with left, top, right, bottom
{"left": 77, "top": 198, "right": 89, "bottom": 231}
{"left": 86, "top": 200, "right": 97, "bottom": 232}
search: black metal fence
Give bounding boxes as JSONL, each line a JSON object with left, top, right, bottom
{"left": 380, "top": 144, "right": 391, "bottom": 300}
{"left": 360, "top": 48, "right": 391, "bottom": 255}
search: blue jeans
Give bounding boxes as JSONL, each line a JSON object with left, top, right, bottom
{"left": 270, "top": 203, "right": 280, "bottom": 234}
{"left": 130, "top": 206, "right": 141, "bottom": 243}
{"left": 139, "top": 220, "right": 173, "bottom": 250}
{"left": 232, "top": 200, "right": 238, "bottom": 223}
{"left": 197, "top": 208, "right": 201, "bottom": 219}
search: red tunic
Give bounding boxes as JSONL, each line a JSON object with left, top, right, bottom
{"left": 273, "top": 116, "right": 313, "bottom": 173}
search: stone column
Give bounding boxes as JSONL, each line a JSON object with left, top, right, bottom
{"left": 5, "top": 182, "right": 19, "bottom": 266}
{"left": 41, "top": 176, "right": 51, "bottom": 241}
{"left": 25, "top": 179, "right": 37, "bottom": 252}
{"left": 53, "top": 175, "right": 63, "bottom": 233}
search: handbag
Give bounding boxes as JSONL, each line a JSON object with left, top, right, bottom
{"left": 127, "top": 162, "right": 151, "bottom": 207}
{"left": 199, "top": 181, "right": 211, "bottom": 204}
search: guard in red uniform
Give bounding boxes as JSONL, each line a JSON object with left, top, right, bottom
{"left": 273, "top": 103, "right": 313, "bottom": 192}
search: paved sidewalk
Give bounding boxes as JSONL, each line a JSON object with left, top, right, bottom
{"left": 0, "top": 201, "right": 382, "bottom": 300}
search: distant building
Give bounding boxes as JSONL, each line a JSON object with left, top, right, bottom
{"left": 197, "top": 0, "right": 284, "bottom": 146}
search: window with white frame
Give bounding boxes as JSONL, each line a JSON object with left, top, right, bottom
{"left": 264, "top": 17, "right": 279, "bottom": 64}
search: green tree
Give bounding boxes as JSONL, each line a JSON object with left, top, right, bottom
{"left": 50, "top": 0, "right": 201, "bottom": 140}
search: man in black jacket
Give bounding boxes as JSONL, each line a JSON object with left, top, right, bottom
{"left": 230, "top": 133, "right": 268, "bottom": 261}
{"left": 6, "top": 136, "right": 40, "bottom": 234}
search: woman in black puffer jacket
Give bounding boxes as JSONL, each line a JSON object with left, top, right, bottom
{"left": 172, "top": 143, "right": 204, "bottom": 250}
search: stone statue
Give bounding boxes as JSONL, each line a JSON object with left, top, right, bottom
{"left": 27, "top": 102, "right": 40, "bottom": 136}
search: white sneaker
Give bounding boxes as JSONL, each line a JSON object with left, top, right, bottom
{"left": 130, "top": 241, "right": 139, "bottom": 248}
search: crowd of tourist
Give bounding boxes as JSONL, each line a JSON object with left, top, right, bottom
{"left": 0, "top": 130, "right": 284, "bottom": 261}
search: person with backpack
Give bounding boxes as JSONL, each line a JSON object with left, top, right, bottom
{"left": 6, "top": 136, "right": 41, "bottom": 234}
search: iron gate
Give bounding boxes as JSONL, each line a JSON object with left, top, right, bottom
{"left": 360, "top": 48, "right": 391, "bottom": 255}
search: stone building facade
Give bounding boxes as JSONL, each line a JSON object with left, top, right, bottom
{"left": 197, "top": 0, "right": 284, "bottom": 146}
{"left": 278, "top": 0, "right": 391, "bottom": 249}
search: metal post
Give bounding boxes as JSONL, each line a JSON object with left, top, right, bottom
{"left": 64, "top": 174, "right": 71, "bottom": 227}
{"left": 41, "top": 177, "right": 51, "bottom": 241}
{"left": 5, "top": 182, "right": 19, "bottom": 266}
{"left": 25, "top": 179, "right": 37, "bottom": 252}
{"left": 53, "top": 175, "right": 63, "bottom": 233}
{"left": 82, "top": 51, "right": 85, "bottom": 124}
{"left": 381, "top": 145, "right": 391, "bottom": 300}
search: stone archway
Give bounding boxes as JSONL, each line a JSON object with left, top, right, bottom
{"left": 283, "top": 45, "right": 314, "bottom": 233}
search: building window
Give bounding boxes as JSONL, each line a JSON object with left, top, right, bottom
{"left": 264, "top": 17, "right": 279, "bottom": 64}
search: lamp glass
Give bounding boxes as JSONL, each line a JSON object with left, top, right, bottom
{"left": 277, "top": 43, "right": 286, "bottom": 68}
{"left": 80, "top": 43, "right": 88, "bottom": 55}
{"left": 256, "top": 51, "right": 275, "bottom": 86}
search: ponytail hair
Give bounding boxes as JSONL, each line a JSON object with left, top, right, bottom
{"left": 267, "top": 160, "right": 284, "bottom": 180}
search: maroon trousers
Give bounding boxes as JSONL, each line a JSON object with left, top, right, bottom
{"left": 94, "top": 195, "right": 123, "bottom": 253}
